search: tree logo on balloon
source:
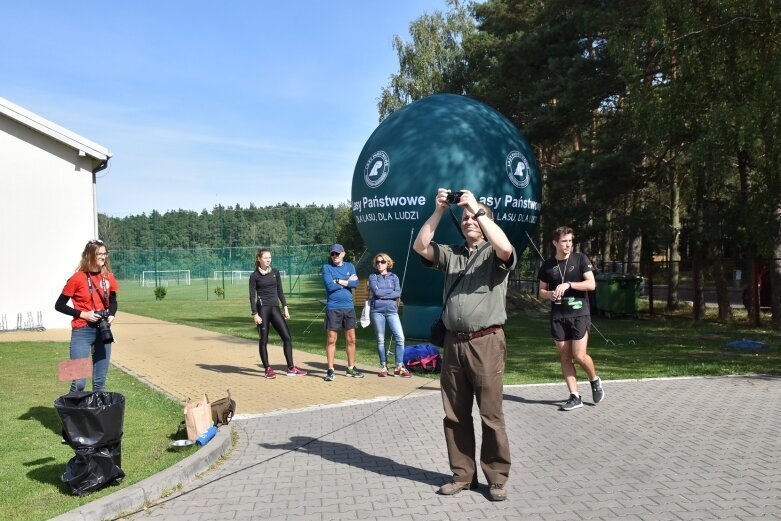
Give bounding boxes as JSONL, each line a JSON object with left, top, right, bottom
{"left": 506, "top": 151, "right": 531, "bottom": 189}
{"left": 364, "top": 150, "right": 390, "bottom": 188}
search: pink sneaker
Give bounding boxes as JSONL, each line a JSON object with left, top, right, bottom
{"left": 264, "top": 367, "right": 276, "bottom": 379}
{"left": 399, "top": 368, "right": 412, "bottom": 378}
{"left": 286, "top": 366, "right": 307, "bottom": 377}
{"left": 393, "top": 367, "right": 401, "bottom": 376}
{"left": 378, "top": 367, "right": 388, "bottom": 377}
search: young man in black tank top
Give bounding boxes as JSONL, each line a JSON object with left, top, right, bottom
{"left": 537, "top": 226, "right": 604, "bottom": 410}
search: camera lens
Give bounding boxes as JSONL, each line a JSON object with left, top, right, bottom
{"left": 446, "top": 191, "right": 462, "bottom": 204}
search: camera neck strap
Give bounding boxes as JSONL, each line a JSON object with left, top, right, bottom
{"left": 85, "top": 272, "right": 109, "bottom": 309}
{"left": 448, "top": 206, "right": 466, "bottom": 240}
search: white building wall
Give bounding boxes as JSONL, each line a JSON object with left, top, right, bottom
{"left": 0, "top": 115, "right": 98, "bottom": 330}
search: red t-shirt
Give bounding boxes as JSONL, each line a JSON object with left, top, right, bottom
{"left": 61, "top": 271, "right": 119, "bottom": 329}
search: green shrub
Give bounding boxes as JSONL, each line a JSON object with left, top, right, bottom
{"left": 214, "top": 286, "right": 225, "bottom": 299}
{"left": 154, "top": 286, "right": 167, "bottom": 301}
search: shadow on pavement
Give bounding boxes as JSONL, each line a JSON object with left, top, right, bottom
{"left": 503, "top": 394, "right": 562, "bottom": 407}
{"left": 196, "top": 363, "right": 262, "bottom": 376}
{"left": 260, "top": 435, "right": 451, "bottom": 486}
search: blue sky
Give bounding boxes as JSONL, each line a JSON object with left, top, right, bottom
{"left": 1, "top": 1, "right": 449, "bottom": 217}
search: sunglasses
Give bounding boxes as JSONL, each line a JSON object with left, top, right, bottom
{"left": 96, "top": 252, "right": 109, "bottom": 257}
{"left": 88, "top": 239, "right": 105, "bottom": 245}
{"left": 375, "top": 259, "right": 387, "bottom": 264}
{"left": 330, "top": 252, "right": 341, "bottom": 256}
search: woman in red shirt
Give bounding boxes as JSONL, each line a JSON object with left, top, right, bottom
{"left": 55, "top": 240, "right": 119, "bottom": 392}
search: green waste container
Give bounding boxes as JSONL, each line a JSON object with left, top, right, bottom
{"left": 595, "top": 273, "right": 643, "bottom": 316}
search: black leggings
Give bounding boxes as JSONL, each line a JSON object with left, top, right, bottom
{"left": 257, "top": 305, "right": 294, "bottom": 369}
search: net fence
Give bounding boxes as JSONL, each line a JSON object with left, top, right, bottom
{"left": 110, "top": 245, "right": 329, "bottom": 301}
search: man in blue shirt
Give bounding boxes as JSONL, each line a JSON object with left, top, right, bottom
{"left": 321, "top": 244, "right": 364, "bottom": 381}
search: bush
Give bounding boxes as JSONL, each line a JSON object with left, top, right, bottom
{"left": 214, "top": 286, "right": 225, "bottom": 299}
{"left": 154, "top": 286, "right": 167, "bottom": 301}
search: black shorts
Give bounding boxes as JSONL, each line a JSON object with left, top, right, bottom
{"left": 551, "top": 315, "right": 591, "bottom": 341}
{"left": 325, "top": 308, "right": 356, "bottom": 331}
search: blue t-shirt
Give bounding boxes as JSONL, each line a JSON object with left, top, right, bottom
{"left": 322, "top": 261, "right": 358, "bottom": 310}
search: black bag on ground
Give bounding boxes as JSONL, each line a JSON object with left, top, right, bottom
{"left": 55, "top": 391, "right": 125, "bottom": 449}
{"left": 55, "top": 391, "right": 125, "bottom": 495}
{"left": 62, "top": 443, "right": 124, "bottom": 496}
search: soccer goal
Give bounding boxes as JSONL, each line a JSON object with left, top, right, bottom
{"left": 140, "top": 270, "right": 191, "bottom": 287}
{"left": 213, "top": 270, "right": 286, "bottom": 284}
{"left": 213, "top": 270, "right": 254, "bottom": 284}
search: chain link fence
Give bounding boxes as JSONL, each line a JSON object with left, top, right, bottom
{"left": 111, "top": 245, "right": 330, "bottom": 301}
{"left": 111, "top": 242, "right": 773, "bottom": 323}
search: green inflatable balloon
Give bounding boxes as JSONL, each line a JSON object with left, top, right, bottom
{"left": 351, "top": 94, "right": 541, "bottom": 338}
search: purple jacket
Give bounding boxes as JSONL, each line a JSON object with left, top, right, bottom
{"left": 368, "top": 272, "right": 401, "bottom": 314}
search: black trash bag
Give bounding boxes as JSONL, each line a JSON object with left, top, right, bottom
{"left": 62, "top": 443, "right": 125, "bottom": 496}
{"left": 55, "top": 391, "right": 126, "bottom": 495}
{"left": 55, "top": 391, "right": 125, "bottom": 449}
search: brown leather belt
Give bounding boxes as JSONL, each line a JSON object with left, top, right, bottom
{"left": 456, "top": 325, "right": 502, "bottom": 341}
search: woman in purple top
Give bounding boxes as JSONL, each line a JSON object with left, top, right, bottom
{"left": 368, "top": 252, "right": 409, "bottom": 377}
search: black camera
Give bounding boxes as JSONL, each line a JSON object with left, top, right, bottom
{"left": 94, "top": 310, "right": 114, "bottom": 344}
{"left": 445, "top": 190, "right": 463, "bottom": 204}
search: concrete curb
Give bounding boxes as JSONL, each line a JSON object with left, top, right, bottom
{"left": 50, "top": 423, "right": 233, "bottom": 521}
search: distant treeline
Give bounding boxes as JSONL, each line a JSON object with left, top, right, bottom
{"left": 98, "top": 203, "right": 363, "bottom": 253}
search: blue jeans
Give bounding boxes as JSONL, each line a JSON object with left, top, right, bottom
{"left": 69, "top": 325, "right": 112, "bottom": 392}
{"left": 370, "top": 311, "right": 405, "bottom": 366}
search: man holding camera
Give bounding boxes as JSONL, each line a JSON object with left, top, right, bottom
{"left": 413, "top": 188, "right": 516, "bottom": 501}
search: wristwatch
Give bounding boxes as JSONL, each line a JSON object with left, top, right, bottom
{"left": 474, "top": 208, "right": 486, "bottom": 218}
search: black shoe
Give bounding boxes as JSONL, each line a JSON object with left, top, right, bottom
{"left": 590, "top": 377, "right": 605, "bottom": 404}
{"left": 561, "top": 394, "right": 583, "bottom": 411}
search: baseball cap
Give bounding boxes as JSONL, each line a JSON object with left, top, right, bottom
{"left": 330, "top": 244, "right": 345, "bottom": 254}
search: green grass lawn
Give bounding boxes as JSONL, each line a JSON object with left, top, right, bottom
{"left": 0, "top": 342, "right": 198, "bottom": 521}
{"left": 120, "top": 282, "right": 781, "bottom": 384}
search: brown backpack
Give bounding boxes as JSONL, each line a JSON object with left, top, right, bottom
{"left": 208, "top": 389, "right": 236, "bottom": 426}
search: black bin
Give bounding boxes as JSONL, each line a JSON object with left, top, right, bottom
{"left": 54, "top": 391, "right": 125, "bottom": 495}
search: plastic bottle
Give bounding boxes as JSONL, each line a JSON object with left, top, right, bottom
{"left": 196, "top": 425, "right": 218, "bottom": 446}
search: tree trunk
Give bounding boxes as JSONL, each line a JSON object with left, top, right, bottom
{"left": 692, "top": 164, "right": 707, "bottom": 321}
{"left": 773, "top": 205, "right": 781, "bottom": 330}
{"left": 736, "top": 147, "right": 757, "bottom": 324}
{"left": 712, "top": 257, "right": 732, "bottom": 322}
{"left": 768, "top": 119, "right": 781, "bottom": 329}
{"left": 628, "top": 232, "right": 642, "bottom": 275}
{"left": 693, "top": 259, "right": 703, "bottom": 321}
{"left": 667, "top": 168, "right": 681, "bottom": 310}
{"left": 604, "top": 209, "right": 613, "bottom": 270}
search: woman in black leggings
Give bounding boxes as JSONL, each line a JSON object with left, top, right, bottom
{"left": 249, "top": 248, "right": 307, "bottom": 379}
